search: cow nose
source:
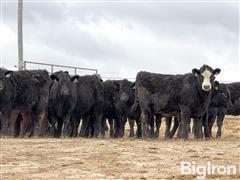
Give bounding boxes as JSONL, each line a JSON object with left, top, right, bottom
{"left": 204, "top": 85, "right": 210, "bottom": 90}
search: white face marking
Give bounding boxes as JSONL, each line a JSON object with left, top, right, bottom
{"left": 73, "top": 79, "right": 78, "bottom": 83}
{"left": 201, "top": 69, "right": 212, "bottom": 91}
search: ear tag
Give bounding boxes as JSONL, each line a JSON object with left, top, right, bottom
{"left": 5, "top": 74, "right": 11, "bottom": 78}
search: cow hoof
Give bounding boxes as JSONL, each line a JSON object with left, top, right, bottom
{"left": 164, "top": 136, "right": 172, "bottom": 140}
{"left": 178, "top": 133, "right": 188, "bottom": 139}
{"left": 216, "top": 134, "right": 221, "bottom": 139}
{"left": 129, "top": 133, "right": 134, "bottom": 138}
{"left": 205, "top": 136, "right": 211, "bottom": 140}
{"left": 153, "top": 135, "right": 159, "bottom": 139}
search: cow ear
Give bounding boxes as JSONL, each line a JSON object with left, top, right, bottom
{"left": 71, "top": 75, "right": 79, "bottom": 83}
{"left": 213, "top": 68, "right": 221, "bottom": 76}
{"left": 192, "top": 68, "right": 200, "bottom": 77}
{"left": 214, "top": 81, "right": 219, "bottom": 90}
{"left": 50, "top": 74, "right": 59, "bottom": 81}
{"left": 5, "top": 71, "right": 13, "bottom": 78}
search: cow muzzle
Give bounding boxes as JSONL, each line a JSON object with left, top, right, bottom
{"left": 202, "top": 82, "right": 212, "bottom": 92}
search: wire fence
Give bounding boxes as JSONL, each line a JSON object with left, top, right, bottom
{"left": 1, "top": 61, "right": 239, "bottom": 82}
{"left": 24, "top": 61, "right": 98, "bottom": 75}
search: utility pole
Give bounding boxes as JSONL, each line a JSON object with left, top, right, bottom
{"left": 18, "top": 0, "right": 24, "bottom": 70}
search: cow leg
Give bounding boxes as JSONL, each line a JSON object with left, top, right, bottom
{"left": 165, "top": 115, "right": 172, "bottom": 139}
{"left": 216, "top": 113, "right": 225, "bottom": 138}
{"left": 149, "top": 115, "right": 155, "bottom": 138}
{"left": 101, "top": 118, "right": 106, "bottom": 138}
{"left": 35, "top": 111, "right": 48, "bottom": 137}
{"left": 154, "top": 113, "right": 162, "bottom": 139}
{"left": 62, "top": 114, "right": 71, "bottom": 137}
{"left": 54, "top": 119, "right": 63, "bottom": 138}
{"left": 26, "top": 112, "right": 35, "bottom": 138}
{"left": 203, "top": 113, "right": 210, "bottom": 139}
{"left": 141, "top": 111, "right": 150, "bottom": 138}
{"left": 9, "top": 109, "right": 20, "bottom": 137}
{"left": 92, "top": 101, "right": 104, "bottom": 138}
{"left": 67, "top": 117, "right": 75, "bottom": 137}
{"left": 177, "top": 108, "right": 190, "bottom": 139}
{"left": 94, "top": 114, "right": 103, "bottom": 138}
{"left": 103, "top": 119, "right": 108, "bottom": 131}
{"left": 20, "top": 110, "right": 32, "bottom": 138}
{"left": 208, "top": 114, "right": 216, "bottom": 138}
{"left": 14, "top": 115, "right": 21, "bottom": 137}
{"left": 114, "top": 118, "right": 120, "bottom": 138}
{"left": 90, "top": 122, "right": 95, "bottom": 138}
{"left": 87, "top": 115, "right": 94, "bottom": 138}
{"left": 170, "top": 115, "right": 179, "bottom": 138}
{"left": 48, "top": 114, "right": 57, "bottom": 137}
{"left": 194, "top": 118, "right": 203, "bottom": 139}
{"left": 34, "top": 94, "right": 49, "bottom": 137}
{"left": 119, "top": 117, "right": 127, "bottom": 138}
{"left": 0, "top": 106, "right": 12, "bottom": 137}
{"left": 72, "top": 116, "right": 80, "bottom": 138}
{"left": 108, "top": 119, "right": 114, "bottom": 138}
{"left": 129, "top": 117, "right": 135, "bottom": 138}
{"left": 136, "top": 117, "right": 142, "bottom": 138}
{"left": 79, "top": 115, "right": 90, "bottom": 137}
{"left": 187, "top": 118, "right": 191, "bottom": 133}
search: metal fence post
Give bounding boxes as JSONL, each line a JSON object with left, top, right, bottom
{"left": 51, "top": 65, "right": 53, "bottom": 74}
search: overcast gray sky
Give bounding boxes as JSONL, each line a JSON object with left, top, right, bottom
{"left": 1, "top": 0, "right": 239, "bottom": 81}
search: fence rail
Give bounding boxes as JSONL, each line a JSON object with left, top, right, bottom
{"left": 24, "top": 61, "right": 98, "bottom": 75}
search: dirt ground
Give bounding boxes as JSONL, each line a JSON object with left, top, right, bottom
{"left": 1, "top": 117, "right": 240, "bottom": 180}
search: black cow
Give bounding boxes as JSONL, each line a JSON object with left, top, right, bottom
{"left": 102, "top": 79, "right": 135, "bottom": 138}
{"left": 206, "top": 82, "right": 232, "bottom": 138}
{"left": 48, "top": 71, "right": 77, "bottom": 137}
{"left": 227, "top": 82, "right": 240, "bottom": 116}
{"left": 0, "top": 69, "right": 50, "bottom": 137}
{"left": 113, "top": 79, "right": 135, "bottom": 137}
{"left": 102, "top": 80, "right": 119, "bottom": 138}
{"left": 206, "top": 82, "right": 239, "bottom": 138}
{"left": 68, "top": 74, "right": 104, "bottom": 138}
{"left": 134, "top": 65, "right": 220, "bottom": 139}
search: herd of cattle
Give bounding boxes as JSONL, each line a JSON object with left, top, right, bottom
{"left": 0, "top": 64, "right": 239, "bottom": 139}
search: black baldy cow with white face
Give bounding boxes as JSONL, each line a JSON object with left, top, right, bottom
{"left": 134, "top": 64, "right": 221, "bottom": 139}
{"left": 178, "top": 65, "right": 221, "bottom": 139}
{"left": 192, "top": 65, "right": 221, "bottom": 92}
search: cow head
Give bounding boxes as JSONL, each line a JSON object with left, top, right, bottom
{"left": 50, "top": 71, "right": 76, "bottom": 97}
{"left": 0, "top": 69, "right": 13, "bottom": 92}
{"left": 116, "top": 79, "right": 135, "bottom": 105}
{"left": 192, "top": 65, "right": 221, "bottom": 92}
{"left": 211, "top": 81, "right": 232, "bottom": 109}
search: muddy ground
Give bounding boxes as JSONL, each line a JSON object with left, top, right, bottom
{"left": 1, "top": 117, "right": 240, "bottom": 180}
